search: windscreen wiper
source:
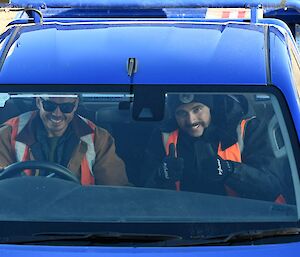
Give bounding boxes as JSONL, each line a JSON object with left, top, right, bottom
{"left": 3, "top": 228, "right": 300, "bottom": 246}
{"left": 1, "top": 232, "right": 182, "bottom": 246}
{"left": 175, "top": 227, "right": 300, "bottom": 246}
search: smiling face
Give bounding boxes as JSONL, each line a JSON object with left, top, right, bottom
{"left": 175, "top": 102, "right": 211, "bottom": 137}
{"left": 36, "top": 97, "right": 79, "bottom": 137}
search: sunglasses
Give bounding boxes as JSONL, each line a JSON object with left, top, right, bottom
{"left": 40, "top": 98, "right": 76, "bottom": 113}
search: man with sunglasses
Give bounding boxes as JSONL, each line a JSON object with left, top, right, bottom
{"left": 0, "top": 96, "right": 128, "bottom": 186}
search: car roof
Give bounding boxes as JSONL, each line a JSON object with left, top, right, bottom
{"left": 0, "top": 21, "right": 270, "bottom": 84}
{"left": 0, "top": 0, "right": 298, "bottom": 85}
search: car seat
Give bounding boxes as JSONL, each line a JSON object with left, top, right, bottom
{"left": 96, "top": 103, "right": 161, "bottom": 186}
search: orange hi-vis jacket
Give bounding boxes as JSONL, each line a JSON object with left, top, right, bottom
{"left": 5, "top": 111, "right": 96, "bottom": 185}
{"left": 161, "top": 119, "right": 285, "bottom": 204}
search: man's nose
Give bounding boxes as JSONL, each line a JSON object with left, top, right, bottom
{"left": 52, "top": 106, "right": 63, "bottom": 115}
{"left": 187, "top": 112, "right": 197, "bottom": 124}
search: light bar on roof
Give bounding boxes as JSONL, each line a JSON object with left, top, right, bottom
{"left": 205, "top": 8, "right": 263, "bottom": 19}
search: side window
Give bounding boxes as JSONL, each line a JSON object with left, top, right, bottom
{"left": 287, "top": 37, "right": 300, "bottom": 97}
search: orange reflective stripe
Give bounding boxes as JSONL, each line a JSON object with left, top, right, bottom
{"left": 5, "top": 112, "right": 35, "bottom": 162}
{"left": 80, "top": 156, "right": 95, "bottom": 185}
{"left": 24, "top": 169, "right": 32, "bottom": 176}
{"left": 5, "top": 116, "right": 19, "bottom": 150}
{"left": 240, "top": 119, "right": 247, "bottom": 138}
{"left": 217, "top": 143, "right": 242, "bottom": 163}
{"left": 79, "top": 116, "right": 97, "bottom": 185}
{"left": 217, "top": 119, "right": 248, "bottom": 163}
{"left": 163, "top": 130, "right": 179, "bottom": 157}
{"left": 162, "top": 130, "right": 180, "bottom": 190}
{"left": 5, "top": 113, "right": 33, "bottom": 176}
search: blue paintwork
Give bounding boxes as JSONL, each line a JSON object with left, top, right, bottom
{"left": 0, "top": 241, "right": 300, "bottom": 256}
{"left": 269, "top": 27, "right": 300, "bottom": 140}
{"left": 0, "top": 23, "right": 266, "bottom": 84}
{"left": 5, "top": 0, "right": 300, "bottom": 9}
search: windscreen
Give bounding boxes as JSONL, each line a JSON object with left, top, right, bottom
{"left": 0, "top": 89, "right": 298, "bottom": 224}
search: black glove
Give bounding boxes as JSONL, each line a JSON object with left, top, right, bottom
{"left": 158, "top": 143, "right": 184, "bottom": 183}
{"left": 202, "top": 155, "right": 234, "bottom": 182}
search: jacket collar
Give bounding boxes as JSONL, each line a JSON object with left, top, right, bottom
{"left": 16, "top": 111, "right": 93, "bottom": 146}
{"left": 163, "top": 124, "right": 237, "bottom": 151}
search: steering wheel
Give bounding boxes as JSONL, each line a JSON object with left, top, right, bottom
{"left": 0, "top": 161, "right": 80, "bottom": 184}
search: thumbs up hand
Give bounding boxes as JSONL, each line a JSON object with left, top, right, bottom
{"left": 158, "top": 143, "right": 184, "bottom": 182}
{"left": 202, "top": 155, "right": 234, "bottom": 182}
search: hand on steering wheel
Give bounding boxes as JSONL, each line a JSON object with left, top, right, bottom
{"left": 0, "top": 161, "right": 80, "bottom": 184}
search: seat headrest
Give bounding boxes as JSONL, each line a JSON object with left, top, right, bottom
{"left": 96, "top": 106, "right": 132, "bottom": 124}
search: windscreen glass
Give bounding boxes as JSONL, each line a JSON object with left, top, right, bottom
{"left": 0, "top": 90, "right": 298, "bottom": 224}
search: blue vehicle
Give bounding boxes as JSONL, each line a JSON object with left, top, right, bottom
{"left": 0, "top": 0, "right": 299, "bottom": 256}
